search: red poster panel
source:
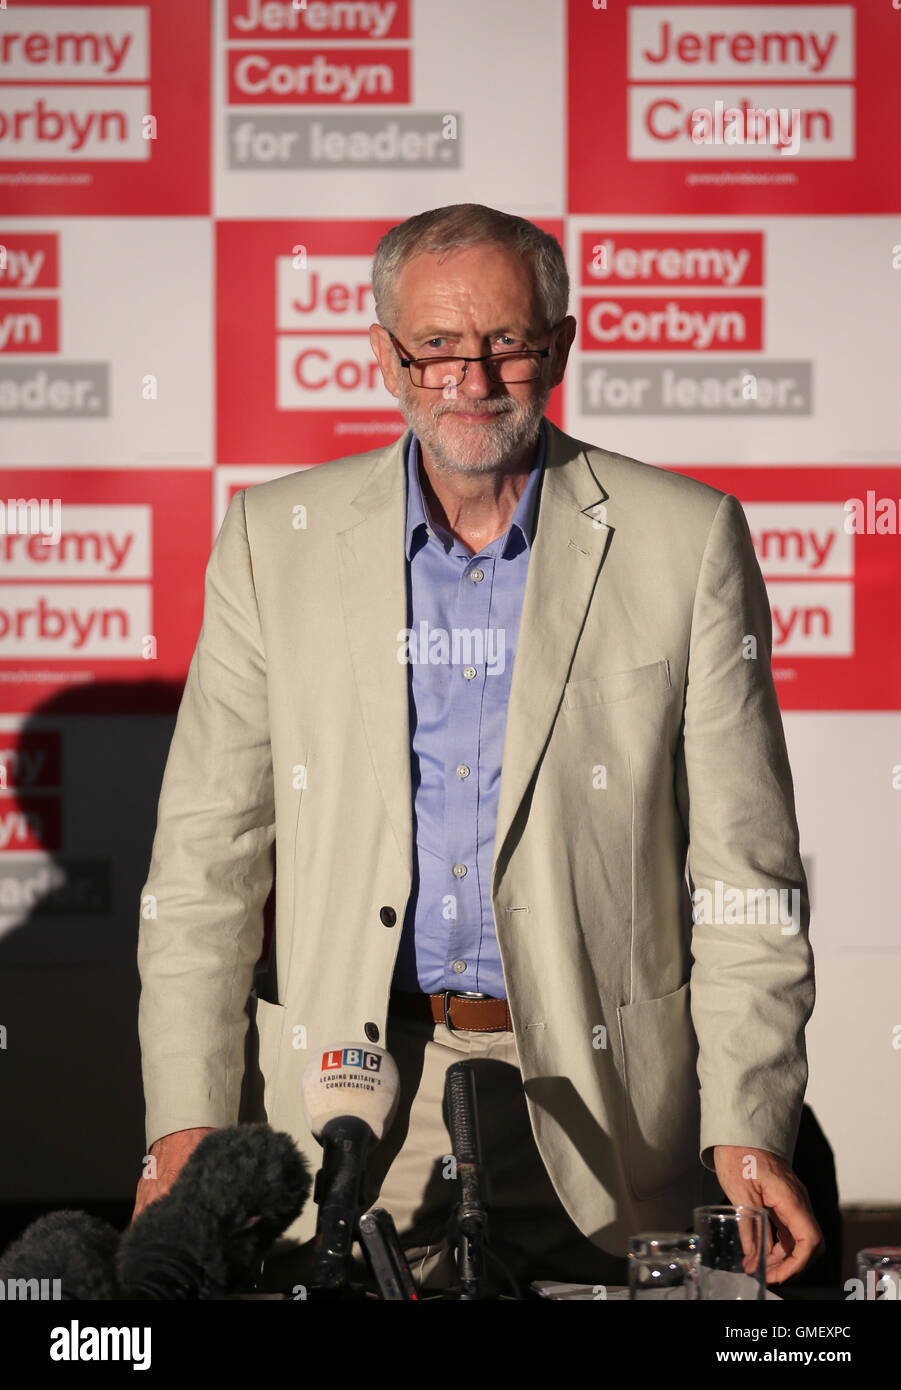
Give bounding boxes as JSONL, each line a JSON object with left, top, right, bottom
{"left": 0, "top": 470, "right": 211, "bottom": 714}
{"left": 0, "top": 0, "right": 210, "bottom": 215}
{"left": 666, "top": 466, "right": 901, "bottom": 710}
{"left": 569, "top": 0, "right": 901, "bottom": 214}
{"left": 216, "top": 218, "right": 567, "bottom": 466}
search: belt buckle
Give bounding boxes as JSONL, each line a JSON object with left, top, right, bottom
{"left": 442, "top": 990, "right": 456, "bottom": 1032}
{"left": 442, "top": 990, "right": 490, "bottom": 1033}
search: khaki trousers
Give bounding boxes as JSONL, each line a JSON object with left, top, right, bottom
{"left": 262, "top": 1008, "right": 630, "bottom": 1296}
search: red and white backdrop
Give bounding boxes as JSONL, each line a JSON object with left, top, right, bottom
{"left": 1, "top": 0, "right": 899, "bottom": 1205}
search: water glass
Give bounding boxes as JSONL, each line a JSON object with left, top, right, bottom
{"left": 693, "top": 1205, "right": 768, "bottom": 1299}
{"left": 628, "top": 1232, "right": 700, "bottom": 1300}
{"left": 856, "top": 1248, "right": 901, "bottom": 1300}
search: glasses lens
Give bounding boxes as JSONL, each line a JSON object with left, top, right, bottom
{"left": 412, "top": 354, "right": 541, "bottom": 388}
{"left": 415, "top": 358, "right": 464, "bottom": 389}
{"left": 490, "top": 353, "right": 541, "bottom": 383}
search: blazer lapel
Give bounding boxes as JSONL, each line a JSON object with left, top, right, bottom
{"left": 491, "top": 420, "right": 614, "bottom": 887}
{"left": 336, "top": 429, "right": 414, "bottom": 876}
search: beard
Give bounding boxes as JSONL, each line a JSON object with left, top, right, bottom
{"left": 394, "top": 369, "right": 552, "bottom": 477}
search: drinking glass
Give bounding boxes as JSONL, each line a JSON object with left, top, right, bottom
{"left": 693, "top": 1205, "right": 768, "bottom": 1299}
{"left": 628, "top": 1232, "right": 700, "bottom": 1300}
{"left": 856, "top": 1248, "right": 901, "bottom": 1300}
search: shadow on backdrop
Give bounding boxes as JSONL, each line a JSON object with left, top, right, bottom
{"left": 0, "top": 680, "right": 186, "bottom": 1247}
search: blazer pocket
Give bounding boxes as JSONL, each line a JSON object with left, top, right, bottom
{"left": 563, "top": 659, "right": 671, "bottom": 711}
{"left": 616, "top": 980, "right": 701, "bottom": 1201}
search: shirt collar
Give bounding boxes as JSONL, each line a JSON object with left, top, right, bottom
{"left": 404, "top": 417, "right": 547, "bottom": 561}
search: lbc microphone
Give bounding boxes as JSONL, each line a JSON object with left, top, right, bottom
{"left": 301, "top": 1043, "right": 400, "bottom": 1292}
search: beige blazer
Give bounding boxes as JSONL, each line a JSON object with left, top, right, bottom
{"left": 137, "top": 419, "right": 815, "bottom": 1253}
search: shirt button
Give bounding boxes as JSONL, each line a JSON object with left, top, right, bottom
{"left": 452, "top": 864, "right": 467, "bottom": 878}
{"left": 463, "top": 666, "right": 477, "bottom": 680}
{"left": 452, "top": 959, "right": 467, "bottom": 974}
{"left": 456, "top": 764, "right": 470, "bottom": 778}
{"left": 470, "top": 568, "right": 484, "bottom": 582}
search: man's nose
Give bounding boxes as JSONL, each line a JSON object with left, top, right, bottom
{"left": 460, "top": 357, "right": 495, "bottom": 396}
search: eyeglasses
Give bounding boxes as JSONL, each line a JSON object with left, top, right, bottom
{"left": 388, "top": 320, "right": 565, "bottom": 389}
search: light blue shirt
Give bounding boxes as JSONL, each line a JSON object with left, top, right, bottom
{"left": 391, "top": 419, "right": 547, "bottom": 998}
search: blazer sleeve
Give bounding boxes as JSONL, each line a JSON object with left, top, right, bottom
{"left": 137, "top": 490, "right": 275, "bottom": 1149}
{"left": 675, "top": 492, "right": 816, "bottom": 1171}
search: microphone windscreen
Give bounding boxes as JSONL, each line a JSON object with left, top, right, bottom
{"left": 445, "top": 1061, "right": 482, "bottom": 1165}
{"left": 302, "top": 1043, "right": 400, "bottom": 1142}
{"left": 0, "top": 1210, "right": 121, "bottom": 1299}
{"left": 116, "top": 1124, "right": 312, "bottom": 1299}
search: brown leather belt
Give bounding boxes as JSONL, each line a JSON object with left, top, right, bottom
{"left": 389, "top": 989, "right": 513, "bottom": 1033}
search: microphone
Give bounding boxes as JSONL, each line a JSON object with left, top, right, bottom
{"left": 116, "top": 1123, "right": 312, "bottom": 1299}
{"left": 444, "top": 1060, "right": 489, "bottom": 1298}
{"left": 0, "top": 1210, "right": 122, "bottom": 1299}
{"left": 302, "top": 1043, "right": 400, "bottom": 1292}
{"left": 445, "top": 1060, "right": 488, "bottom": 1237}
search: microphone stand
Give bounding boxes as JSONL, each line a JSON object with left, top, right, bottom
{"left": 455, "top": 1210, "right": 487, "bottom": 1300}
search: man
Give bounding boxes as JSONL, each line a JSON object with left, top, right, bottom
{"left": 134, "top": 204, "right": 821, "bottom": 1293}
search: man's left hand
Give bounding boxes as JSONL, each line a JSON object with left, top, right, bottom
{"left": 711, "top": 1145, "right": 824, "bottom": 1284}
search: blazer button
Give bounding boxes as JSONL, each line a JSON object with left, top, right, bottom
{"left": 379, "top": 906, "right": 397, "bottom": 926}
{"left": 364, "top": 1022, "right": 379, "bottom": 1043}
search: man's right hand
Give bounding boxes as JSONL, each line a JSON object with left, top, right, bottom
{"left": 130, "top": 1127, "right": 215, "bottom": 1225}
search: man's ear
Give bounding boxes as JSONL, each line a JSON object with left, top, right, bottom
{"left": 369, "top": 323, "right": 400, "bottom": 399}
{"left": 548, "top": 315, "right": 577, "bottom": 388}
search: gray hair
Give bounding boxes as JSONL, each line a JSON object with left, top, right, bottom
{"left": 370, "top": 203, "right": 570, "bottom": 334}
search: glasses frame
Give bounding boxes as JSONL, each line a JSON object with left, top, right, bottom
{"left": 387, "top": 319, "right": 567, "bottom": 389}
